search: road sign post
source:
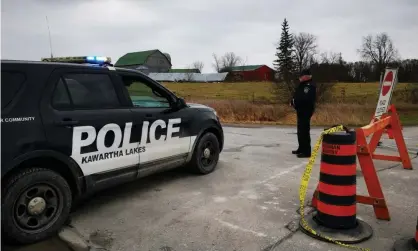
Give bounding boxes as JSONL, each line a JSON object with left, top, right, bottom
{"left": 374, "top": 68, "right": 399, "bottom": 120}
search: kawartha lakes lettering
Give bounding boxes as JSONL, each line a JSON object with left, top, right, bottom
{"left": 72, "top": 118, "right": 181, "bottom": 164}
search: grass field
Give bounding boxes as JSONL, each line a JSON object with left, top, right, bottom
{"left": 130, "top": 81, "right": 418, "bottom": 126}
{"left": 162, "top": 82, "right": 416, "bottom": 105}
{"left": 186, "top": 100, "right": 418, "bottom": 126}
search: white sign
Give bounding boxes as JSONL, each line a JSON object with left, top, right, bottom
{"left": 374, "top": 68, "right": 398, "bottom": 119}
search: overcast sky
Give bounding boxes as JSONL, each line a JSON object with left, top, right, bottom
{"left": 2, "top": 0, "right": 418, "bottom": 72}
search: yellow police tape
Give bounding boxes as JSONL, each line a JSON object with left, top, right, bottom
{"left": 299, "top": 125, "right": 371, "bottom": 251}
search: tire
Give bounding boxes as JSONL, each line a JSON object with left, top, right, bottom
{"left": 188, "top": 132, "right": 220, "bottom": 174}
{"left": 1, "top": 167, "right": 72, "bottom": 244}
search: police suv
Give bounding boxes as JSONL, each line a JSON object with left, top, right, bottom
{"left": 1, "top": 56, "right": 224, "bottom": 244}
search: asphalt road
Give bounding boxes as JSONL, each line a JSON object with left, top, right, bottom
{"left": 70, "top": 125, "right": 418, "bottom": 251}
{"left": 4, "top": 125, "right": 418, "bottom": 251}
{"left": 2, "top": 237, "right": 72, "bottom": 251}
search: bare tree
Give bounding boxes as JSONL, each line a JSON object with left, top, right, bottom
{"left": 320, "top": 51, "right": 340, "bottom": 64}
{"left": 184, "top": 65, "right": 195, "bottom": 82}
{"left": 221, "top": 52, "right": 242, "bottom": 71}
{"left": 184, "top": 71, "right": 194, "bottom": 82}
{"left": 192, "top": 61, "right": 204, "bottom": 73}
{"left": 212, "top": 53, "right": 222, "bottom": 73}
{"left": 293, "top": 32, "right": 317, "bottom": 73}
{"left": 312, "top": 51, "right": 344, "bottom": 103}
{"left": 238, "top": 56, "right": 248, "bottom": 70}
{"left": 212, "top": 52, "right": 243, "bottom": 72}
{"left": 307, "top": 54, "right": 317, "bottom": 66}
{"left": 358, "top": 33, "right": 399, "bottom": 73}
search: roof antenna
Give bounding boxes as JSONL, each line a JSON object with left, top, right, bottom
{"left": 46, "top": 16, "right": 54, "bottom": 58}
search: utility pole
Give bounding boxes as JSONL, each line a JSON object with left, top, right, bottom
{"left": 46, "top": 16, "right": 54, "bottom": 58}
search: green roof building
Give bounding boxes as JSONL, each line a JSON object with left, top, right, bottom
{"left": 115, "top": 49, "right": 172, "bottom": 74}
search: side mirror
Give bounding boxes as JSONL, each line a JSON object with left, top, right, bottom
{"left": 177, "top": 98, "right": 186, "bottom": 108}
{"left": 174, "top": 97, "right": 186, "bottom": 109}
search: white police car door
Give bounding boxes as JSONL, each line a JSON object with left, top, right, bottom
{"left": 115, "top": 72, "right": 192, "bottom": 167}
{"left": 41, "top": 69, "right": 140, "bottom": 177}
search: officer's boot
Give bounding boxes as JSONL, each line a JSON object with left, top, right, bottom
{"left": 297, "top": 152, "right": 311, "bottom": 158}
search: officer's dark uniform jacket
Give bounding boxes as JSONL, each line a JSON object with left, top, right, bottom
{"left": 292, "top": 79, "right": 316, "bottom": 155}
{"left": 293, "top": 80, "right": 316, "bottom": 115}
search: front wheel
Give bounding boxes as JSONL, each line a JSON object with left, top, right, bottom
{"left": 2, "top": 167, "right": 72, "bottom": 244}
{"left": 188, "top": 132, "right": 220, "bottom": 174}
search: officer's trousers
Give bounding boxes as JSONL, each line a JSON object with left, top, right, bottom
{"left": 296, "top": 111, "right": 313, "bottom": 154}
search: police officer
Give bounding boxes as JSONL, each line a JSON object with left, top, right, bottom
{"left": 290, "top": 69, "right": 316, "bottom": 158}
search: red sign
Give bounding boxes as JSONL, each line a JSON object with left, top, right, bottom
{"left": 374, "top": 68, "right": 398, "bottom": 119}
{"left": 381, "top": 71, "right": 393, "bottom": 96}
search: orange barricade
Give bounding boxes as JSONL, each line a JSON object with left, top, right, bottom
{"left": 312, "top": 104, "right": 413, "bottom": 221}
{"left": 363, "top": 105, "right": 412, "bottom": 171}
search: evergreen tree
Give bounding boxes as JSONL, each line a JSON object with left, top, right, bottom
{"left": 273, "top": 18, "right": 295, "bottom": 87}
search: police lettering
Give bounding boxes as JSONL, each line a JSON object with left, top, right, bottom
{"left": 72, "top": 118, "right": 181, "bottom": 159}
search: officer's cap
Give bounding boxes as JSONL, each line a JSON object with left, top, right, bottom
{"left": 300, "top": 69, "right": 311, "bottom": 76}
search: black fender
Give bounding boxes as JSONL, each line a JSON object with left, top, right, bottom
{"left": 186, "top": 120, "right": 224, "bottom": 162}
{"left": 3, "top": 150, "right": 85, "bottom": 196}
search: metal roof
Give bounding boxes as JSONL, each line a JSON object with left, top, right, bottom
{"left": 115, "top": 49, "right": 172, "bottom": 66}
{"left": 222, "top": 65, "right": 268, "bottom": 72}
{"left": 169, "top": 68, "right": 201, "bottom": 73}
{"left": 148, "top": 73, "right": 228, "bottom": 82}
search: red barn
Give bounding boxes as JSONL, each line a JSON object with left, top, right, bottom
{"left": 225, "top": 65, "right": 275, "bottom": 82}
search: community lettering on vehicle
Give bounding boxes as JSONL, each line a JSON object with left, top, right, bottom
{"left": 1, "top": 117, "right": 35, "bottom": 123}
{"left": 72, "top": 118, "right": 182, "bottom": 163}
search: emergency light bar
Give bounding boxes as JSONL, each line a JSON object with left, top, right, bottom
{"left": 41, "top": 56, "right": 112, "bottom": 65}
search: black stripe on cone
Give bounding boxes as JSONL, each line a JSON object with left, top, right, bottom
{"left": 300, "top": 130, "right": 373, "bottom": 244}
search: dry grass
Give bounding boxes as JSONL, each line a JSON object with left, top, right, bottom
{"left": 127, "top": 78, "right": 418, "bottom": 126}
{"left": 163, "top": 82, "right": 416, "bottom": 105}
{"left": 189, "top": 99, "right": 418, "bottom": 126}
{"left": 159, "top": 81, "right": 418, "bottom": 125}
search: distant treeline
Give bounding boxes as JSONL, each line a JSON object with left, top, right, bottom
{"left": 310, "top": 59, "right": 418, "bottom": 83}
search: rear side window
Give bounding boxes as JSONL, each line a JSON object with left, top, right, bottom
{"left": 1, "top": 71, "right": 26, "bottom": 110}
{"left": 51, "top": 73, "right": 120, "bottom": 110}
{"left": 52, "top": 79, "right": 71, "bottom": 109}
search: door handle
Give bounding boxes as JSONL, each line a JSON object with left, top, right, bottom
{"left": 145, "top": 114, "right": 153, "bottom": 118}
{"left": 54, "top": 119, "right": 79, "bottom": 126}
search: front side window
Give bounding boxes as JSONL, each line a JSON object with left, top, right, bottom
{"left": 52, "top": 73, "right": 120, "bottom": 110}
{"left": 121, "top": 75, "right": 171, "bottom": 108}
